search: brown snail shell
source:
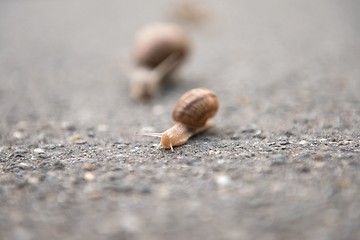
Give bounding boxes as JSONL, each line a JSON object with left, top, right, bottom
{"left": 172, "top": 88, "right": 219, "bottom": 128}
{"left": 133, "top": 22, "right": 191, "bottom": 69}
{"left": 129, "top": 23, "right": 191, "bottom": 100}
{"left": 142, "top": 88, "right": 219, "bottom": 150}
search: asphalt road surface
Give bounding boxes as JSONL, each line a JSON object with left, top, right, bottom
{"left": 1, "top": 1, "right": 360, "bottom": 239}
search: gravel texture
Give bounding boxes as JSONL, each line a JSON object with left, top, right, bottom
{"left": 1, "top": 0, "right": 360, "bottom": 240}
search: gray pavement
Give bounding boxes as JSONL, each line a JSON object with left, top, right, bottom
{"left": 1, "top": 1, "right": 360, "bottom": 239}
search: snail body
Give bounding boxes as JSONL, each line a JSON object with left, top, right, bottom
{"left": 130, "top": 23, "right": 191, "bottom": 100}
{"left": 146, "top": 88, "right": 218, "bottom": 150}
{"left": 160, "top": 119, "right": 214, "bottom": 150}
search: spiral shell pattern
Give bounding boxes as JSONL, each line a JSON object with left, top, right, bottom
{"left": 172, "top": 88, "right": 219, "bottom": 128}
{"left": 133, "top": 23, "right": 190, "bottom": 68}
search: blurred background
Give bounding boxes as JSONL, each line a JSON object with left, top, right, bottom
{"left": 1, "top": 0, "right": 359, "bottom": 131}
{"left": 1, "top": 1, "right": 360, "bottom": 239}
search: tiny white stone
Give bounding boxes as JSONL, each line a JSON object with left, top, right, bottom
{"left": 18, "top": 162, "right": 30, "bottom": 169}
{"left": 28, "top": 177, "right": 39, "bottom": 184}
{"left": 215, "top": 175, "right": 231, "bottom": 187}
{"left": 209, "top": 150, "right": 220, "bottom": 155}
{"left": 61, "top": 121, "right": 75, "bottom": 130}
{"left": 84, "top": 172, "right": 96, "bottom": 181}
{"left": 13, "top": 131, "right": 23, "bottom": 139}
{"left": 217, "top": 159, "right": 225, "bottom": 164}
{"left": 34, "top": 148, "right": 44, "bottom": 153}
{"left": 299, "top": 140, "right": 308, "bottom": 145}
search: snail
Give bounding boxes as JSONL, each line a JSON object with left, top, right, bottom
{"left": 145, "top": 88, "right": 219, "bottom": 150}
{"left": 170, "top": 0, "right": 213, "bottom": 27}
{"left": 129, "top": 22, "right": 191, "bottom": 100}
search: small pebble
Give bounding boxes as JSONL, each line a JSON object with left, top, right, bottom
{"left": 298, "top": 140, "right": 308, "bottom": 145}
{"left": 69, "top": 134, "right": 82, "bottom": 143}
{"left": 279, "top": 141, "right": 290, "bottom": 145}
{"left": 33, "top": 148, "right": 44, "bottom": 154}
{"left": 114, "top": 137, "right": 130, "bottom": 148}
{"left": 84, "top": 172, "right": 96, "bottom": 181}
{"left": 215, "top": 174, "right": 231, "bottom": 187}
{"left": 13, "top": 131, "right": 24, "bottom": 139}
{"left": 61, "top": 122, "right": 76, "bottom": 131}
{"left": 83, "top": 163, "right": 96, "bottom": 171}
{"left": 27, "top": 177, "right": 39, "bottom": 184}
{"left": 18, "top": 162, "right": 31, "bottom": 170}
{"left": 217, "top": 159, "right": 225, "bottom": 164}
{"left": 209, "top": 150, "right": 220, "bottom": 155}
{"left": 130, "top": 147, "right": 139, "bottom": 153}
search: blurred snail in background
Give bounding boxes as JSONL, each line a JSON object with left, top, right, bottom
{"left": 144, "top": 88, "right": 219, "bottom": 150}
{"left": 129, "top": 22, "right": 191, "bottom": 100}
{"left": 170, "top": 0, "right": 213, "bottom": 27}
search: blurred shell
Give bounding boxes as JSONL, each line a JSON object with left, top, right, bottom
{"left": 132, "top": 23, "right": 191, "bottom": 69}
{"left": 172, "top": 88, "right": 219, "bottom": 128}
